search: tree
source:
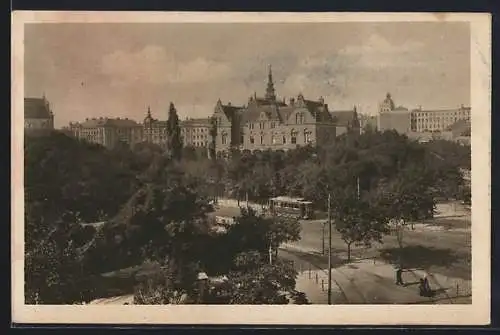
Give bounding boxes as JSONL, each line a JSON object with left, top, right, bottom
{"left": 25, "top": 207, "right": 94, "bottom": 304}
{"left": 377, "top": 165, "right": 435, "bottom": 265}
{"left": 333, "top": 188, "right": 389, "bottom": 262}
{"left": 222, "top": 251, "right": 306, "bottom": 304}
{"left": 208, "top": 116, "right": 217, "bottom": 160}
{"left": 167, "top": 102, "right": 182, "bottom": 161}
{"left": 133, "top": 261, "right": 191, "bottom": 304}
{"left": 459, "top": 184, "right": 471, "bottom": 206}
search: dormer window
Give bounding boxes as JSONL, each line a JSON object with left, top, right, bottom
{"left": 296, "top": 113, "right": 305, "bottom": 124}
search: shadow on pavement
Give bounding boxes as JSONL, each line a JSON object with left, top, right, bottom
{"left": 281, "top": 248, "right": 344, "bottom": 270}
{"left": 378, "top": 245, "right": 460, "bottom": 270}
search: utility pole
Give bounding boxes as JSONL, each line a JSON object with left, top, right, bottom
{"left": 357, "top": 176, "right": 360, "bottom": 200}
{"left": 269, "top": 240, "right": 273, "bottom": 265}
{"left": 246, "top": 191, "right": 249, "bottom": 209}
{"left": 322, "top": 222, "right": 326, "bottom": 255}
{"left": 327, "top": 193, "right": 332, "bottom": 305}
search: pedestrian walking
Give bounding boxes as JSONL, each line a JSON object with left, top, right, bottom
{"left": 418, "top": 278, "right": 426, "bottom": 296}
{"left": 423, "top": 275, "right": 432, "bottom": 295}
{"left": 395, "top": 267, "right": 404, "bottom": 285}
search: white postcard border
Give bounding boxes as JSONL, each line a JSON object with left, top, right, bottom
{"left": 11, "top": 11, "right": 491, "bottom": 325}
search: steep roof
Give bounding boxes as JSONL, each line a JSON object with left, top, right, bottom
{"left": 215, "top": 100, "right": 244, "bottom": 121}
{"left": 25, "top": 97, "right": 52, "bottom": 119}
{"left": 239, "top": 95, "right": 331, "bottom": 124}
{"left": 330, "top": 110, "right": 358, "bottom": 126}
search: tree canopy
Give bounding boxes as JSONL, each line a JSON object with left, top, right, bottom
{"left": 24, "top": 128, "right": 469, "bottom": 304}
{"left": 166, "top": 102, "right": 182, "bottom": 160}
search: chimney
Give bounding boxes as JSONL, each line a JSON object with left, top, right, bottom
{"left": 227, "top": 102, "right": 231, "bottom": 106}
{"left": 319, "top": 96, "right": 324, "bottom": 105}
{"left": 290, "top": 97, "right": 295, "bottom": 106}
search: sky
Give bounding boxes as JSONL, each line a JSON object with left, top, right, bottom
{"left": 24, "top": 22, "right": 470, "bottom": 128}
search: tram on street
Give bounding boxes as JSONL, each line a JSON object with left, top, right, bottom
{"left": 268, "top": 196, "right": 314, "bottom": 220}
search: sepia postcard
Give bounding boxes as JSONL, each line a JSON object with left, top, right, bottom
{"left": 11, "top": 11, "right": 491, "bottom": 325}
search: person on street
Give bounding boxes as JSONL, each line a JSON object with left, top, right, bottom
{"left": 423, "top": 275, "right": 432, "bottom": 296}
{"left": 418, "top": 278, "right": 426, "bottom": 296}
{"left": 395, "top": 267, "right": 404, "bottom": 285}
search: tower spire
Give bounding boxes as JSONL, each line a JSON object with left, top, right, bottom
{"left": 265, "top": 64, "right": 276, "bottom": 101}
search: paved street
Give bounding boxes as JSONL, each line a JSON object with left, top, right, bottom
{"left": 279, "top": 247, "right": 472, "bottom": 305}
{"left": 294, "top": 216, "right": 471, "bottom": 281}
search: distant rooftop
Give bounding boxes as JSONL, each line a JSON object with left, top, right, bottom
{"left": 180, "top": 117, "right": 212, "bottom": 127}
{"left": 71, "top": 117, "right": 140, "bottom": 128}
{"left": 25, "top": 97, "right": 52, "bottom": 119}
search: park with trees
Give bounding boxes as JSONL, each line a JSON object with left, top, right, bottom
{"left": 24, "top": 106, "right": 471, "bottom": 304}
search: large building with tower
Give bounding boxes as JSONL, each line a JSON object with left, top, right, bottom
{"left": 66, "top": 66, "right": 360, "bottom": 151}
{"left": 211, "top": 65, "right": 347, "bottom": 153}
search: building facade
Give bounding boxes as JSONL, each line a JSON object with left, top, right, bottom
{"left": 142, "top": 106, "right": 213, "bottom": 149}
{"left": 24, "top": 96, "right": 54, "bottom": 130}
{"left": 68, "top": 117, "right": 143, "bottom": 149}
{"left": 212, "top": 66, "right": 338, "bottom": 153}
{"left": 377, "top": 93, "right": 412, "bottom": 134}
{"left": 180, "top": 117, "right": 212, "bottom": 148}
{"left": 410, "top": 105, "right": 471, "bottom": 133}
{"left": 377, "top": 92, "right": 471, "bottom": 136}
{"left": 143, "top": 107, "right": 168, "bottom": 147}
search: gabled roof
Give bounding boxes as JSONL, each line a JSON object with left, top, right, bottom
{"left": 330, "top": 110, "right": 358, "bottom": 126}
{"left": 215, "top": 100, "right": 244, "bottom": 121}
{"left": 240, "top": 95, "right": 331, "bottom": 125}
{"left": 25, "top": 97, "right": 52, "bottom": 119}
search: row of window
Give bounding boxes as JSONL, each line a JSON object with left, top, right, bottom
{"left": 245, "top": 132, "right": 312, "bottom": 145}
{"left": 182, "top": 127, "right": 209, "bottom": 133}
{"left": 248, "top": 121, "right": 278, "bottom": 130}
{"left": 413, "top": 111, "right": 470, "bottom": 117}
{"left": 246, "top": 113, "right": 307, "bottom": 130}
{"left": 219, "top": 130, "right": 313, "bottom": 146}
